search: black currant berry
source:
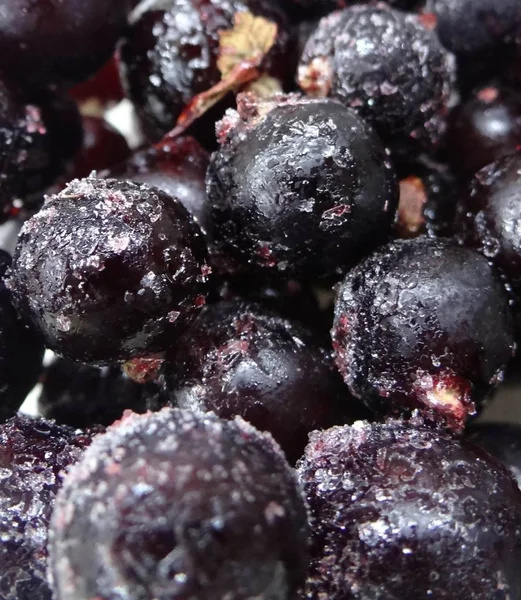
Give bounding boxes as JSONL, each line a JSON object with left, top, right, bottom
{"left": 48, "top": 409, "right": 308, "bottom": 600}
{"left": 298, "top": 5, "right": 456, "bottom": 157}
{"left": 207, "top": 93, "right": 398, "bottom": 280}
{"left": 297, "top": 418, "right": 521, "bottom": 599}
{"left": 0, "top": 250, "right": 44, "bottom": 422}
{"left": 332, "top": 237, "right": 515, "bottom": 431}
{"left": 161, "top": 300, "right": 354, "bottom": 463}
{"left": 7, "top": 178, "right": 210, "bottom": 365}
{"left": 0, "top": 415, "right": 96, "bottom": 600}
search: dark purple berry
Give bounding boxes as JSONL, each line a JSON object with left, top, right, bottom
{"left": 453, "top": 153, "right": 521, "bottom": 338}
{"left": 0, "top": 79, "right": 83, "bottom": 221}
{"left": 445, "top": 84, "right": 521, "bottom": 177}
{"left": 396, "top": 158, "right": 459, "bottom": 239}
{"left": 108, "top": 136, "right": 210, "bottom": 233}
{"left": 7, "top": 178, "right": 210, "bottom": 365}
{"left": 71, "top": 116, "right": 131, "bottom": 180}
{"left": 70, "top": 56, "right": 125, "bottom": 107}
{"left": 0, "top": 414, "right": 96, "bottom": 600}
{"left": 298, "top": 5, "right": 456, "bottom": 157}
{"left": 426, "top": 0, "right": 521, "bottom": 59}
{"left": 467, "top": 422, "right": 521, "bottom": 489}
{"left": 161, "top": 300, "right": 354, "bottom": 463}
{"left": 332, "top": 237, "right": 515, "bottom": 431}
{"left": 48, "top": 409, "right": 308, "bottom": 600}
{"left": 297, "top": 418, "right": 521, "bottom": 599}
{"left": 0, "top": 0, "right": 131, "bottom": 91}
{"left": 207, "top": 94, "right": 398, "bottom": 280}
{"left": 38, "top": 358, "right": 160, "bottom": 429}
{"left": 119, "top": 0, "right": 290, "bottom": 142}
{"left": 0, "top": 250, "right": 44, "bottom": 422}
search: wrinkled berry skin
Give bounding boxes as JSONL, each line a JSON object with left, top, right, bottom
{"left": 454, "top": 153, "right": 521, "bottom": 337}
{"left": 332, "top": 237, "right": 515, "bottom": 431}
{"left": 207, "top": 94, "right": 398, "bottom": 280}
{"left": 0, "top": 0, "right": 131, "bottom": 91}
{"left": 467, "top": 423, "right": 521, "bottom": 489}
{"left": 7, "top": 178, "right": 210, "bottom": 365}
{"left": 426, "top": 0, "right": 521, "bottom": 59}
{"left": 0, "top": 415, "right": 96, "bottom": 600}
{"left": 0, "top": 80, "right": 83, "bottom": 220}
{"left": 445, "top": 85, "right": 521, "bottom": 177}
{"left": 298, "top": 5, "right": 455, "bottom": 157}
{"left": 49, "top": 409, "right": 309, "bottom": 600}
{"left": 38, "top": 359, "right": 155, "bottom": 429}
{"left": 119, "top": 0, "right": 290, "bottom": 142}
{"left": 162, "top": 301, "right": 352, "bottom": 463}
{"left": 108, "top": 136, "right": 210, "bottom": 233}
{"left": 297, "top": 419, "right": 521, "bottom": 600}
{"left": 0, "top": 251, "right": 44, "bottom": 422}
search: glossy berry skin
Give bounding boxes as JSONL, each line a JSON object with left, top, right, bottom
{"left": 332, "top": 237, "right": 515, "bottom": 431}
{"left": 207, "top": 94, "right": 398, "bottom": 280}
{"left": 426, "top": 0, "right": 521, "bottom": 59}
{"left": 0, "top": 79, "right": 83, "bottom": 220}
{"left": 0, "top": 415, "right": 96, "bottom": 600}
{"left": 71, "top": 117, "right": 131, "bottom": 180}
{"left": 0, "top": 0, "right": 131, "bottom": 91}
{"left": 454, "top": 153, "right": 521, "bottom": 338}
{"left": 0, "top": 250, "right": 44, "bottom": 423}
{"left": 49, "top": 409, "right": 309, "bottom": 600}
{"left": 7, "top": 178, "right": 210, "bottom": 365}
{"left": 108, "top": 136, "right": 210, "bottom": 233}
{"left": 38, "top": 359, "right": 156, "bottom": 429}
{"left": 395, "top": 158, "right": 459, "bottom": 239}
{"left": 298, "top": 5, "right": 455, "bottom": 157}
{"left": 467, "top": 423, "right": 521, "bottom": 489}
{"left": 297, "top": 418, "right": 521, "bottom": 600}
{"left": 445, "top": 85, "right": 521, "bottom": 177}
{"left": 119, "top": 0, "right": 290, "bottom": 142}
{"left": 161, "top": 301, "right": 352, "bottom": 463}
{"left": 70, "top": 56, "right": 125, "bottom": 107}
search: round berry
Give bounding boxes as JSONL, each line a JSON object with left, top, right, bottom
{"left": 0, "top": 415, "right": 96, "bottom": 600}
{"left": 207, "top": 94, "right": 398, "bottom": 280}
{"left": 332, "top": 237, "right": 515, "bottom": 431}
{"left": 0, "top": 0, "right": 131, "bottom": 90}
{"left": 162, "top": 300, "right": 353, "bottom": 463}
{"left": 108, "top": 136, "right": 210, "bottom": 233}
{"left": 7, "top": 178, "right": 210, "bottom": 365}
{"left": 48, "top": 409, "right": 308, "bottom": 600}
{"left": 297, "top": 418, "right": 521, "bottom": 599}
{"left": 0, "top": 250, "right": 44, "bottom": 422}
{"left": 426, "top": 0, "right": 521, "bottom": 59}
{"left": 298, "top": 5, "right": 456, "bottom": 156}
{"left": 453, "top": 153, "right": 521, "bottom": 338}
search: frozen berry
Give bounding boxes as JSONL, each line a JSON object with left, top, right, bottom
{"left": 0, "top": 250, "right": 44, "bottom": 422}
{"left": 207, "top": 94, "right": 398, "bottom": 280}
{"left": 0, "top": 0, "right": 131, "bottom": 91}
{"left": 298, "top": 5, "right": 456, "bottom": 156}
{"left": 0, "top": 79, "right": 83, "bottom": 221}
{"left": 454, "top": 153, "right": 521, "bottom": 337}
{"left": 445, "top": 84, "right": 521, "bottom": 177}
{"left": 119, "top": 0, "right": 290, "bottom": 142}
{"left": 426, "top": 0, "right": 521, "bottom": 59}
{"left": 38, "top": 359, "right": 158, "bottom": 429}
{"left": 285, "top": 0, "right": 420, "bottom": 20}
{"left": 108, "top": 136, "right": 210, "bottom": 233}
{"left": 297, "top": 418, "right": 521, "bottom": 599}
{"left": 467, "top": 422, "right": 521, "bottom": 488}
{"left": 7, "top": 178, "right": 210, "bottom": 365}
{"left": 0, "top": 414, "right": 96, "bottom": 600}
{"left": 332, "top": 237, "right": 515, "bottom": 431}
{"left": 161, "top": 301, "right": 352, "bottom": 463}
{"left": 71, "top": 117, "right": 131, "bottom": 180}
{"left": 48, "top": 409, "right": 308, "bottom": 600}
{"left": 396, "top": 158, "right": 459, "bottom": 239}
